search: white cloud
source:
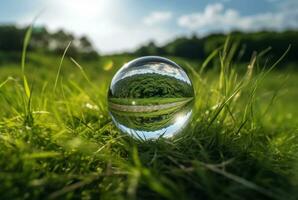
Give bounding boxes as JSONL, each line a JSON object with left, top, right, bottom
{"left": 13, "top": 0, "right": 298, "bottom": 53}
{"left": 178, "top": 3, "right": 298, "bottom": 34}
{"left": 143, "top": 11, "right": 172, "bottom": 26}
{"left": 16, "top": 0, "right": 176, "bottom": 54}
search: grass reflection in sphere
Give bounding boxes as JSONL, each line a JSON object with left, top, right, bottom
{"left": 108, "top": 56, "right": 194, "bottom": 140}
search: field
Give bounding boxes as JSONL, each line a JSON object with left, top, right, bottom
{"left": 109, "top": 97, "right": 192, "bottom": 105}
{"left": 109, "top": 72, "right": 194, "bottom": 99}
{"left": 0, "top": 44, "right": 298, "bottom": 200}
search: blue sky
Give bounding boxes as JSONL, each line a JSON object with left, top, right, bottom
{"left": 0, "top": 0, "right": 297, "bottom": 53}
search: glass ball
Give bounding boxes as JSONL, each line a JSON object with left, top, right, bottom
{"left": 108, "top": 56, "right": 194, "bottom": 140}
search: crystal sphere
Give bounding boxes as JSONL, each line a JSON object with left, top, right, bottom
{"left": 108, "top": 56, "right": 194, "bottom": 140}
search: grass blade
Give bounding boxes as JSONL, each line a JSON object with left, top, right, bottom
{"left": 54, "top": 41, "right": 72, "bottom": 92}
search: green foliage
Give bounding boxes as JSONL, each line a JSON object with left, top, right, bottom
{"left": 0, "top": 25, "right": 99, "bottom": 59}
{"left": 134, "top": 30, "right": 298, "bottom": 65}
{"left": 111, "top": 73, "right": 194, "bottom": 98}
{"left": 0, "top": 37, "right": 298, "bottom": 200}
{"left": 109, "top": 97, "right": 191, "bottom": 105}
{"left": 109, "top": 98, "right": 193, "bottom": 132}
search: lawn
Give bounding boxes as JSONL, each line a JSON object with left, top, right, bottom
{"left": 0, "top": 43, "right": 298, "bottom": 200}
{"left": 108, "top": 97, "right": 193, "bottom": 106}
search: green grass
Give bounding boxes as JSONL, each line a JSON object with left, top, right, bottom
{"left": 108, "top": 97, "right": 192, "bottom": 106}
{"left": 108, "top": 98, "right": 193, "bottom": 120}
{"left": 0, "top": 38, "right": 298, "bottom": 200}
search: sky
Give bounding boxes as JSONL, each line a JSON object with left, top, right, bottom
{"left": 0, "top": 0, "right": 297, "bottom": 54}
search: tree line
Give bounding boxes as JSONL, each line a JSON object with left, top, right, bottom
{"left": 111, "top": 73, "right": 194, "bottom": 98}
{"left": 0, "top": 25, "right": 99, "bottom": 59}
{"left": 134, "top": 30, "right": 298, "bottom": 63}
{"left": 1, "top": 25, "right": 297, "bottom": 63}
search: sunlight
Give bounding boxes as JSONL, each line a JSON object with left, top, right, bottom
{"left": 45, "top": 0, "right": 113, "bottom": 19}
{"left": 175, "top": 114, "right": 188, "bottom": 125}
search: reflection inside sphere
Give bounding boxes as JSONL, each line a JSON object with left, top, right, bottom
{"left": 108, "top": 56, "right": 194, "bottom": 140}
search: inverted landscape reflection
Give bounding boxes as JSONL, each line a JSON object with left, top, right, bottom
{"left": 108, "top": 56, "right": 194, "bottom": 139}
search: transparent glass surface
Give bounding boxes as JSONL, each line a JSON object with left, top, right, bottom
{"left": 108, "top": 56, "right": 194, "bottom": 140}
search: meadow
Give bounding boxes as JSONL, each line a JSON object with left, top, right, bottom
{"left": 108, "top": 97, "right": 192, "bottom": 106}
{"left": 109, "top": 73, "right": 194, "bottom": 99}
{"left": 0, "top": 40, "right": 298, "bottom": 200}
